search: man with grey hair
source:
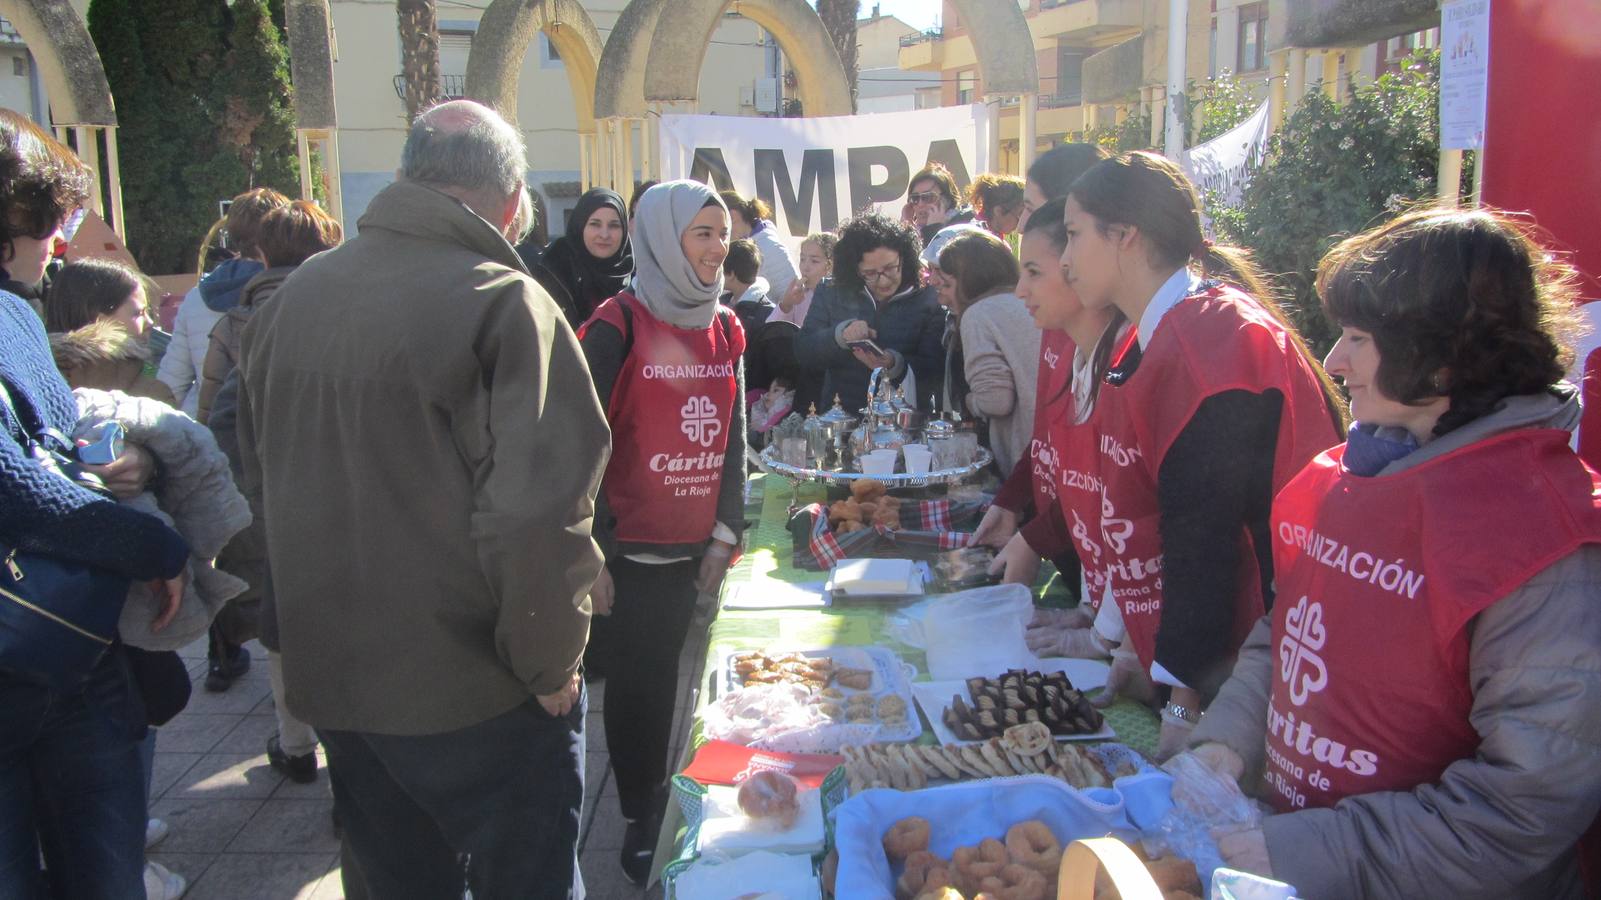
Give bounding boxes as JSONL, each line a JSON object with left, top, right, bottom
{"left": 237, "top": 100, "right": 607, "bottom": 898}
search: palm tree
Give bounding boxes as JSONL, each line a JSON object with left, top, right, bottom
{"left": 397, "top": 0, "right": 443, "bottom": 122}
{"left": 816, "top": 0, "right": 861, "bottom": 112}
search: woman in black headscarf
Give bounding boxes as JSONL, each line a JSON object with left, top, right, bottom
{"left": 521, "top": 187, "right": 634, "bottom": 326}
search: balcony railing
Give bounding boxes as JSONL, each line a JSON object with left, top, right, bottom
{"left": 391, "top": 73, "right": 467, "bottom": 102}
{"left": 899, "top": 28, "right": 942, "bottom": 48}
{"left": 1039, "top": 92, "right": 1084, "bottom": 109}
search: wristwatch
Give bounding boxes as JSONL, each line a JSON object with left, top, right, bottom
{"left": 1162, "top": 701, "right": 1202, "bottom": 725}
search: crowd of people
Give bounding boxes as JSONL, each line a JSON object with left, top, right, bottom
{"left": 4, "top": 93, "right": 1600, "bottom": 900}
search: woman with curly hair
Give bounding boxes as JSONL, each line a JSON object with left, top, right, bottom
{"left": 1185, "top": 207, "right": 1601, "bottom": 900}
{"left": 795, "top": 213, "right": 945, "bottom": 412}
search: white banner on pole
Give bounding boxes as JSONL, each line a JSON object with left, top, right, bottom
{"left": 1440, "top": 0, "right": 1491, "bottom": 150}
{"left": 1181, "top": 99, "right": 1271, "bottom": 209}
{"left": 657, "top": 105, "right": 992, "bottom": 254}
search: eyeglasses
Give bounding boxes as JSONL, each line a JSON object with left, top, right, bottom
{"left": 908, "top": 191, "right": 941, "bottom": 205}
{"left": 858, "top": 261, "right": 903, "bottom": 284}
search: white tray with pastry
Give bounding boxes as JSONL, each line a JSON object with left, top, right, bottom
{"left": 716, "top": 646, "right": 922, "bottom": 748}
{"left": 911, "top": 666, "right": 1115, "bottom": 746}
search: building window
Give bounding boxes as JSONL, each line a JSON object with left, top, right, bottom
{"left": 957, "top": 70, "right": 977, "bottom": 104}
{"left": 12, "top": 56, "right": 25, "bottom": 78}
{"left": 539, "top": 33, "right": 563, "bottom": 69}
{"left": 1237, "top": 2, "right": 1267, "bottom": 73}
{"left": 1381, "top": 28, "right": 1437, "bottom": 75}
{"left": 1208, "top": 16, "right": 1218, "bottom": 77}
{"left": 1055, "top": 45, "right": 1086, "bottom": 104}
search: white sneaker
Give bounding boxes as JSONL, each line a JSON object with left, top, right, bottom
{"left": 144, "top": 861, "right": 188, "bottom": 899}
{"left": 145, "top": 818, "right": 170, "bottom": 850}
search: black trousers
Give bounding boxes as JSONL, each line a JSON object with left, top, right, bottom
{"left": 319, "top": 691, "right": 585, "bottom": 900}
{"left": 587, "top": 556, "right": 701, "bottom": 820}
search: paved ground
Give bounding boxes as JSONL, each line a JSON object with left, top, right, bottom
{"left": 148, "top": 603, "right": 714, "bottom": 899}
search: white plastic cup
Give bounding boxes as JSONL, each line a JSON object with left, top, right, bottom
{"left": 860, "top": 452, "right": 896, "bottom": 476}
{"left": 903, "top": 450, "right": 932, "bottom": 474}
{"left": 900, "top": 443, "right": 930, "bottom": 459}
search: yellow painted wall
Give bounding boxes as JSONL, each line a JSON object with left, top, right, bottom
{"left": 330, "top": 0, "right": 769, "bottom": 226}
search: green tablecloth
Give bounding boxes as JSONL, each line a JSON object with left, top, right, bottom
{"left": 653, "top": 474, "right": 1160, "bottom": 883}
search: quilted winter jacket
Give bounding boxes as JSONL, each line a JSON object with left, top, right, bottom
{"left": 1190, "top": 389, "right": 1601, "bottom": 899}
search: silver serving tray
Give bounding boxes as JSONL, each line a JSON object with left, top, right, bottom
{"left": 757, "top": 444, "right": 993, "bottom": 488}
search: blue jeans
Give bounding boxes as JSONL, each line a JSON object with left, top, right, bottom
{"left": 0, "top": 653, "right": 148, "bottom": 900}
{"left": 320, "top": 686, "right": 586, "bottom": 900}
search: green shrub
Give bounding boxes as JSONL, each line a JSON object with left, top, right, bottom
{"left": 1215, "top": 50, "right": 1460, "bottom": 356}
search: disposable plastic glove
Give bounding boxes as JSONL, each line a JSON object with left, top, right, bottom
{"left": 1091, "top": 644, "right": 1157, "bottom": 709}
{"left": 1027, "top": 606, "right": 1094, "bottom": 630}
{"left": 1025, "top": 625, "right": 1111, "bottom": 659}
{"left": 1191, "top": 741, "right": 1246, "bottom": 782}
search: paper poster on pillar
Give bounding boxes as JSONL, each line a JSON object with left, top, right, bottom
{"left": 658, "top": 105, "right": 992, "bottom": 254}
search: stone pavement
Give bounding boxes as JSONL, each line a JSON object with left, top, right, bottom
{"left": 148, "top": 601, "right": 715, "bottom": 900}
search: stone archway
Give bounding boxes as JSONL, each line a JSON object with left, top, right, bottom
{"left": 283, "top": 0, "right": 344, "bottom": 224}
{"left": 641, "top": 0, "right": 852, "bottom": 118}
{"left": 0, "top": 0, "right": 126, "bottom": 232}
{"left": 464, "top": 0, "right": 604, "bottom": 132}
{"left": 946, "top": 0, "right": 1039, "bottom": 95}
{"left": 0, "top": 0, "right": 114, "bottom": 126}
{"left": 946, "top": 0, "right": 1041, "bottom": 174}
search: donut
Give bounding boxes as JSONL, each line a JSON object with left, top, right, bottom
{"left": 913, "top": 889, "right": 963, "bottom": 900}
{"left": 1005, "top": 820, "right": 1062, "bottom": 875}
{"left": 736, "top": 770, "right": 799, "bottom": 829}
{"left": 851, "top": 477, "right": 887, "bottom": 501}
{"left": 981, "top": 863, "right": 1049, "bottom": 900}
{"left": 883, "top": 816, "right": 932, "bottom": 861}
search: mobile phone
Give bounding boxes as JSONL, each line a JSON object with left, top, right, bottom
{"left": 75, "top": 421, "right": 124, "bottom": 466}
{"left": 848, "top": 339, "right": 886, "bottom": 357}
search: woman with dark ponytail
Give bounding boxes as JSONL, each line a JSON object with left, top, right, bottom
{"left": 1059, "top": 151, "right": 1344, "bottom": 759}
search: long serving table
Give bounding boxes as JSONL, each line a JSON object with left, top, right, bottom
{"left": 647, "top": 473, "right": 1162, "bottom": 886}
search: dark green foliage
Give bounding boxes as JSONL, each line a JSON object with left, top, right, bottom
{"left": 1211, "top": 51, "right": 1454, "bottom": 356}
{"left": 89, "top": 0, "right": 300, "bottom": 274}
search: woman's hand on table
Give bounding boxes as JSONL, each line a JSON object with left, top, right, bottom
{"left": 696, "top": 539, "right": 738, "bottom": 596}
{"left": 972, "top": 504, "right": 1019, "bottom": 548}
{"left": 1092, "top": 644, "right": 1156, "bottom": 710}
{"left": 589, "top": 566, "right": 615, "bottom": 616}
{"left": 1216, "top": 826, "right": 1273, "bottom": 878}
{"left": 1191, "top": 741, "right": 1246, "bottom": 782}
{"left": 988, "top": 531, "right": 1042, "bottom": 585}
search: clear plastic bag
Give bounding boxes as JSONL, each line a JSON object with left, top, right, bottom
{"left": 920, "top": 583, "right": 1037, "bottom": 680}
{"left": 1152, "top": 752, "right": 1266, "bottom": 894}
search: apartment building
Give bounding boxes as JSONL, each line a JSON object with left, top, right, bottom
{"left": 898, "top": 0, "right": 1438, "bottom": 168}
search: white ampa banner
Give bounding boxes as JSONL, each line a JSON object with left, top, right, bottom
{"left": 658, "top": 105, "right": 992, "bottom": 254}
{"left": 1181, "top": 99, "right": 1271, "bottom": 208}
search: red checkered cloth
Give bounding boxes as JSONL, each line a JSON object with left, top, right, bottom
{"left": 786, "top": 498, "right": 985, "bottom": 570}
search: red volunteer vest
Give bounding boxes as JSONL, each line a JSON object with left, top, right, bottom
{"left": 1047, "top": 325, "right": 1133, "bottom": 614}
{"left": 580, "top": 292, "right": 745, "bottom": 545}
{"left": 1263, "top": 429, "right": 1601, "bottom": 812}
{"left": 1028, "top": 330, "right": 1074, "bottom": 516}
{"left": 1092, "top": 284, "right": 1338, "bottom": 669}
